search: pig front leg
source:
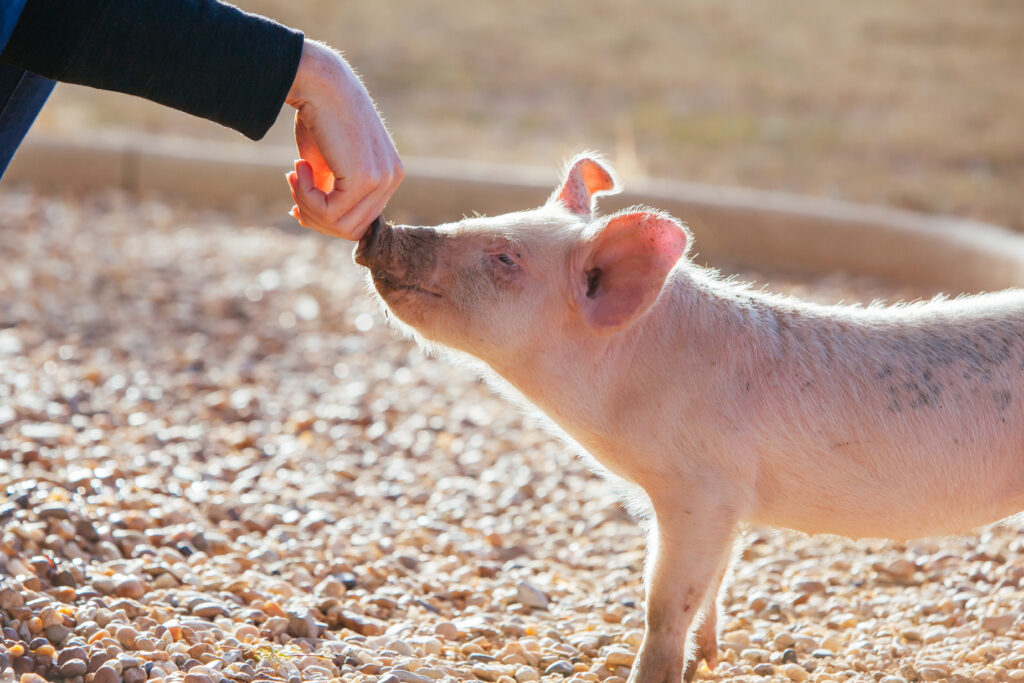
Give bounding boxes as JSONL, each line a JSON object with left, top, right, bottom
{"left": 629, "top": 495, "right": 737, "bottom": 683}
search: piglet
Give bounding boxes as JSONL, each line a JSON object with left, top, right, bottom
{"left": 354, "top": 155, "right": 1024, "bottom": 682}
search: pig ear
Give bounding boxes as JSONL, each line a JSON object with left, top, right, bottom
{"left": 575, "top": 211, "right": 690, "bottom": 334}
{"left": 549, "top": 155, "right": 620, "bottom": 216}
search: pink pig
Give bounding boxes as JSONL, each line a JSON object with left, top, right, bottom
{"left": 355, "top": 155, "right": 1024, "bottom": 682}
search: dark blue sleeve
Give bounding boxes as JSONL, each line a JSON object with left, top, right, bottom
{"left": 0, "top": 0, "right": 305, "bottom": 141}
{"left": 0, "top": 0, "right": 27, "bottom": 51}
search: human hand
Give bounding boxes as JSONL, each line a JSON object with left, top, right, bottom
{"left": 285, "top": 40, "right": 404, "bottom": 240}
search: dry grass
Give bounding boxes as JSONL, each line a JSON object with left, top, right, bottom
{"left": 32, "top": 0, "right": 1024, "bottom": 229}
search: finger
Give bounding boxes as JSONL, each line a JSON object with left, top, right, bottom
{"left": 291, "top": 162, "right": 331, "bottom": 217}
{"left": 286, "top": 171, "right": 300, "bottom": 201}
{"left": 294, "top": 115, "right": 335, "bottom": 192}
{"left": 317, "top": 180, "right": 394, "bottom": 241}
{"left": 294, "top": 160, "right": 319, "bottom": 197}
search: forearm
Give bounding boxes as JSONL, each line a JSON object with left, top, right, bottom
{"left": 0, "top": 0, "right": 304, "bottom": 140}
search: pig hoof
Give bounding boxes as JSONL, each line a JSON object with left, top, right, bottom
{"left": 696, "top": 625, "right": 719, "bottom": 671}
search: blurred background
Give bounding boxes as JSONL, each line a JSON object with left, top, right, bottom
{"left": 28, "top": 0, "right": 1024, "bottom": 229}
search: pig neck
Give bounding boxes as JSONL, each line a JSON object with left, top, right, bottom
{"left": 487, "top": 263, "right": 761, "bottom": 482}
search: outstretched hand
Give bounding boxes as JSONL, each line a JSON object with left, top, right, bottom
{"left": 285, "top": 40, "right": 404, "bottom": 240}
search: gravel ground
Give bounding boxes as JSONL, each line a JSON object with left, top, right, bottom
{"left": 2, "top": 190, "right": 1023, "bottom": 683}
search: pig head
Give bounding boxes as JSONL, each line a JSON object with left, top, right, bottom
{"left": 354, "top": 156, "right": 691, "bottom": 397}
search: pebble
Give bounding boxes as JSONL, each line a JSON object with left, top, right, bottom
{"left": 183, "top": 673, "right": 215, "bottom": 683}
{"left": 192, "top": 602, "right": 227, "bottom": 618}
{"left": 59, "top": 658, "right": 88, "bottom": 677}
{"left": 114, "top": 577, "right": 145, "bottom": 600}
{"left": 515, "top": 666, "right": 541, "bottom": 682}
{"left": 544, "top": 661, "right": 575, "bottom": 677}
{"left": 390, "top": 671, "right": 434, "bottom": 683}
{"left": 604, "top": 649, "right": 635, "bottom": 668}
{"left": 516, "top": 582, "right": 550, "bottom": 610}
{"left": 741, "top": 648, "right": 770, "bottom": 663}
{"left": 981, "top": 613, "right": 1016, "bottom": 632}
{"left": 782, "top": 662, "right": 809, "bottom": 681}
{"left": 93, "top": 665, "right": 122, "bottom": 683}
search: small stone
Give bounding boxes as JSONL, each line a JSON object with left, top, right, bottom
{"left": 472, "top": 663, "right": 509, "bottom": 682}
{"left": 434, "top": 622, "right": 460, "bottom": 640}
{"left": 879, "top": 677, "right": 908, "bottom": 683}
{"left": 17, "top": 674, "right": 49, "bottom": 683}
{"left": 722, "top": 630, "right": 750, "bottom": 650}
{"left": 114, "top": 577, "right": 145, "bottom": 599}
{"left": 387, "top": 640, "right": 414, "bottom": 657}
{"left": 44, "top": 624, "right": 71, "bottom": 644}
{"left": 900, "top": 627, "right": 922, "bottom": 642}
{"left": 516, "top": 582, "right": 549, "bottom": 610}
{"left": 0, "top": 587, "right": 25, "bottom": 610}
{"left": 917, "top": 668, "right": 947, "bottom": 682}
{"left": 981, "top": 613, "right": 1016, "bottom": 633}
{"left": 878, "top": 559, "right": 916, "bottom": 583}
{"left": 544, "top": 661, "right": 574, "bottom": 677}
{"left": 753, "top": 663, "right": 776, "bottom": 676}
{"left": 286, "top": 607, "right": 323, "bottom": 638}
{"left": 515, "top": 666, "right": 540, "bottom": 682}
{"left": 782, "top": 663, "right": 809, "bottom": 681}
{"left": 604, "top": 650, "right": 635, "bottom": 668}
{"left": 36, "top": 503, "right": 71, "bottom": 521}
{"left": 819, "top": 635, "right": 842, "bottom": 652}
{"left": 391, "top": 671, "right": 433, "bottom": 683}
{"left": 58, "top": 647, "right": 87, "bottom": 666}
{"left": 773, "top": 632, "right": 796, "bottom": 649}
{"left": 183, "top": 672, "right": 215, "bottom": 683}
{"left": 792, "top": 580, "right": 826, "bottom": 595}
{"left": 93, "top": 665, "right": 122, "bottom": 683}
{"left": 740, "top": 648, "right": 770, "bottom": 663}
{"left": 781, "top": 649, "right": 798, "bottom": 664}
{"left": 59, "top": 658, "right": 88, "bottom": 678}
{"left": 191, "top": 602, "right": 227, "bottom": 618}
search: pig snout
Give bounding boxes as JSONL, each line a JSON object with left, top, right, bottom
{"left": 353, "top": 216, "right": 388, "bottom": 268}
{"left": 353, "top": 220, "right": 445, "bottom": 299}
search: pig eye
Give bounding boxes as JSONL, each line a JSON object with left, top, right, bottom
{"left": 497, "top": 254, "right": 516, "bottom": 266}
{"left": 586, "top": 268, "right": 602, "bottom": 298}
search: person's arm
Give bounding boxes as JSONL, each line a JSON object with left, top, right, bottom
{"left": 1, "top": 0, "right": 403, "bottom": 239}
{"left": 0, "top": 0, "right": 302, "bottom": 141}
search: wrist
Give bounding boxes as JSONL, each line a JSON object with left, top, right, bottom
{"left": 286, "top": 39, "right": 330, "bottom": 109}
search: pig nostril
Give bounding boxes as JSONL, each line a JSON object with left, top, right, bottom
{"left": 363, "top": 216, "right": 382, "bottom": 246}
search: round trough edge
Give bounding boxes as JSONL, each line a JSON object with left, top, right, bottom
{"left": 7, "top": 131, "right": 1024, "bottom": 294}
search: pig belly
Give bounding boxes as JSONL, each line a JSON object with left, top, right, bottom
{"left": 749, "top": 440, "right": 1024, "bottom": 540}
{"left": 750, "top": 410, "right": 1024, "bottom": 540}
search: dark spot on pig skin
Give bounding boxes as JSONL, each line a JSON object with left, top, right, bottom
{"left": 878, "top": 323, "right": 1024, "bottom": 413}
{"left": 994, "top": 390, "right": 1013, "bottom": 412}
